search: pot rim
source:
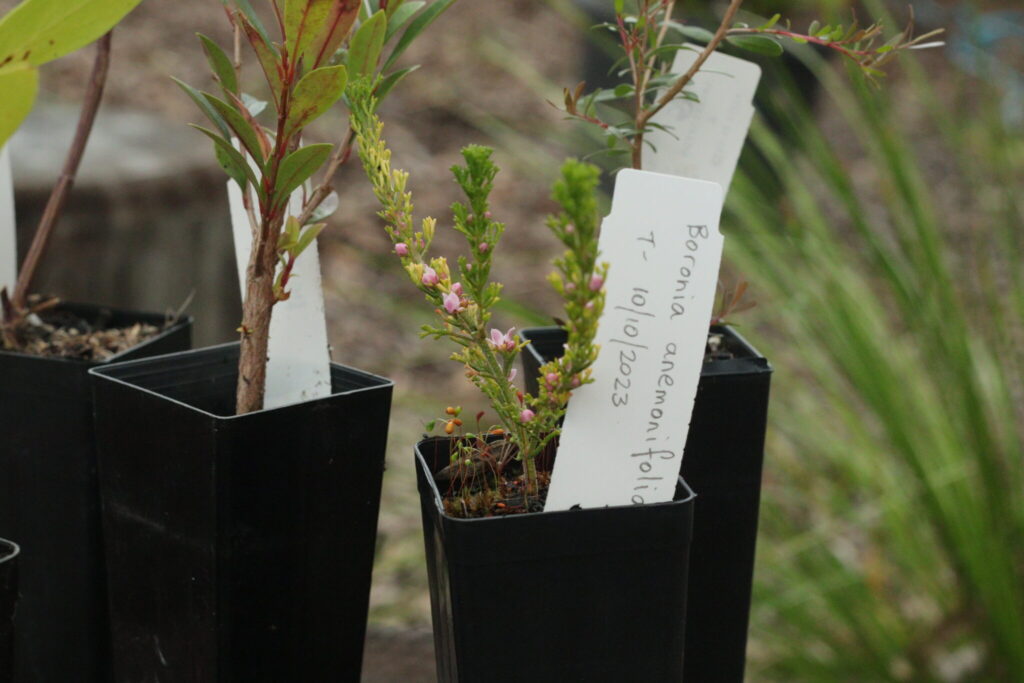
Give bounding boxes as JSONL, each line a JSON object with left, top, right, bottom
{"left": 520, "top": 323, "right": 772, "bottom": 377}
{"left": 89, "top": 342, "right": 393, "bottom": 421}
{"left": 415, "top": 436, "right": 695, "bottom": 525}
{"left": 0, "top": 301, "right": 193, "bottom": 367}
{"left": 0, "top": 538, "right": 19, "bottom": 563}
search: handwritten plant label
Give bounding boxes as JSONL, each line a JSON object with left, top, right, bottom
{"left": 228, "top": 181, "right": 332, "bottom": 410}
{"left": 545, "top": 170, "right": 724, "bottom": 511}
{"left": 644, "top": 48, "right": 761, "bottom": 191}
{"left": 0, "top": 145, "right": 16, "bottom": 292}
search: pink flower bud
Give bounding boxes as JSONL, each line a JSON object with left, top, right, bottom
{"left": 585, "top": 301, "right": 595, "bottom": 311}
{"left": 484, "top": 211, "right": 492, "bottom": 219}
{"left": 545, "top": 372, "right": 558, "bottom": 386}
{"left": 571, "top": 375, "right": 581, "bottom": 388}
{"left": 589, "top": 274, "right": 604, "bottom": 291}
{"left": 467, "top": 214, "right": 474, "bottom": 222}
{"left": 395, "top": 242, "right": 409, "bottom": 257}
{"left": 443, "top": 291, "right": 462, "bottom": 314}
{"left": 565, "top": 224, "right": 575, "bottom": 234}
{"left": 565, "top": 282, "right": 576, "bottom": 293}
{"left": 519, "top": 409, "right": 535, "bottom": 423}
{"left": 422, "top": 266, "right": 439, "bottom": 286}
{"left": 478, "top": 242, "right": 489, "bottom": 253}
{"left": 451, "top": 282, "right": 463, "bottom": 296}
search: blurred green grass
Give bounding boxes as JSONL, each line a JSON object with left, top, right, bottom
{"left": 466, "top": 3, "right": 1024, "bottom": 679}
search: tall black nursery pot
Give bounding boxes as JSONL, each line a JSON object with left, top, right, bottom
{"left": 0, "top": 302, "right": 191, "bottom": 683}
{"left": 521, "top": 325, "right": 772, "bottom": 682}
{"left": 89, "top": 343, "right": 392, "bottom": 682}
{"left": 417, "top": 437, "right": 696, "bottom": 683}
{"left": 1, "top": 538, "right": 19, "bottom": 681}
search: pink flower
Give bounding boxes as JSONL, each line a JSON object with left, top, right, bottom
{"left": 565, "top": 223, "right": 575, "bottom": 234}
{"left": 443, "top": 291, "right": 463, "bottom": 314}
{"left": 488, "top": 327, "right": 517, "bottom": 352}
{"left": 395, "top": 242, "right": 409, "bottom": 257}
{"left": 519, "top": 409, "right": 535, "bottom": 423}
{"left": 450, "top": 282, "right": 463, "bottom": 296}
{"left": 478, "top": 242, "right": 489, "bottom": 253}
{"left": 484, "top": 211, "right": 492, "bottom": 219}
{"left": 589, "top": 274, "right": 604, "bottom": 291}
{"left": 571, "top": 375, "right": 581, "bottom": 388}
{"left": 545, "top": 372, "right": 558, "bottom": 386}
{"left": 422, "top": 266, "right": 439, "bottom": 286}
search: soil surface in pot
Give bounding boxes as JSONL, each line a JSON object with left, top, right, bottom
{"left": 434, "top": 437, "right": 554, "bottom": 519}
{"left": 1, "top": 300, "right": 166, "bottom": 360}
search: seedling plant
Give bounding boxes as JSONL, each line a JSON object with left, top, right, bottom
{"left": 180, "top": 0, "right": 454, "bottom": 413}
{"left": 351, "top": 82, "right": 606, "bottom": 513}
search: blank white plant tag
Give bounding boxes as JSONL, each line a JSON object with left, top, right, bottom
{"left": 228, "top": 182, "right": 332, "bottom": 410}
{"left": 544, "top": 170, "right": 724, "bottom": 511}
{"left": 644, "top": 48, "right": 761, "bottom": 191}
{"left": 0, "top": 145, "right": 16, "bottom": 292}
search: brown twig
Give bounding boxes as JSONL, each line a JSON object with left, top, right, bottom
{"left": 294, "top": 126, "right": 355, "bottom": 227}
{"left": 10, "top": 32, "right": 113, "bottom": 312}
{"left": 632, "top": 0, "right": 744, "bottom": 168}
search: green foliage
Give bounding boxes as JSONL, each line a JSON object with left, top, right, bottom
{"left": 275, "top": 143, "right": 334, "bottom": 197}
{"left": 182, "top": 0, "right": 455, "bottom": 306}
{"left": 0, "top": 0, "right": 144, "bottom": 146}
{"left": 350, "top": 85, "right": 606, "bottom": 492}
{"left": 346, "top": 9, "right": 386, "bottom": 76}
{"left": 198, "top": 33, "right": 238, "bottom": 97}
{"left": 723, "top": 45, "right": 1024, "bottom": 681}
{"left": 562, "top": 0, "right": 943, "bottom": 168}
{"left": 284, "top": 64, "right": 348, "bottom": 138}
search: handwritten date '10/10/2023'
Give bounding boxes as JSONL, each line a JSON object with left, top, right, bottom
{"left": 545, "top": 171, "right": 724, "bottom": 512}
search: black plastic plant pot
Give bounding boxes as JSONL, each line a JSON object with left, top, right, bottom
{"left": 416, "top": 437, "right": 696, "bottom": 683}
{"left": 90, "top": 343, "right": 393, "bottom": 682}
{"left": 1, "top": 538, "right": 19, "bottom": 681}
{"left": 0, "top": 302, "right": 191, "bottom": 683}
{"left": 521, "top": 325, "right": 772, "bottom": 682}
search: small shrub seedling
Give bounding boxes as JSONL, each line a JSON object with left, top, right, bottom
{"left": 561, "top": 0, "right": 945, "bottom": 169}
{"left": 350, "top": 82, "right": 607, "bottom": 510}
{"left": 181, "top": 0, "right": 455, "bottom": 413}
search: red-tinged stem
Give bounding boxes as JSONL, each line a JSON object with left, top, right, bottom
{"left": 9, "top": 32, "right": 113, "bottom": 314}
{"left": 632, "top": 0, "right": 744, "bottom": 168}
{"left": 726, "top": 27, "right": 876, "bottom": 59}
{"left": 294, "top": 126, "right": 355, "bottom": 227}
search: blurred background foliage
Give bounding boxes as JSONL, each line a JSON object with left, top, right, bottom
{"left": 5, "top": 0, "right": 1022, "bottom": 679}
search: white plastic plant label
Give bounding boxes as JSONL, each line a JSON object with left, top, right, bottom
{"left": 644, "top": 48, "right": 761, "bottom": 192}
{"left": 545, "top": 170, "right": 724, "bottom": 511}
{"left": 0, "top": 145, "right": 16, "bottom": 292}
{"left": 228, "top": 182, "right": 332, "bottom": 410}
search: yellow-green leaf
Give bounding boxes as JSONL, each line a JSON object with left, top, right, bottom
{"left": 203, "top": 91, "right": 266, "bottom": 165}
{"left": 284, "top": 64, "right": 347, "bottom": 138}
{"left": 304, "top": 0, "right": 360, "bottom": 70}
{"left": 198, "top": 33, "right": 237, "bottom": 96}
{"left": 0, "top": 0, "right": 142, "bottom": 71}
{"left": 189, "top": 124, "right": 261, "bottom": 192}
{"left": 346, "top": 9, "right": 386, "bottom": 77}
{"left": 284, "top": 0, "right": 334, "bottom": 64}
{"left": 275, "top": 143, "right": 333, "bottom": 199}
{"left": 0, "top": 66, "right": 37, "bottom": 147}
{"left": 239, "top": 11, "right": 283, "bottom": 106}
